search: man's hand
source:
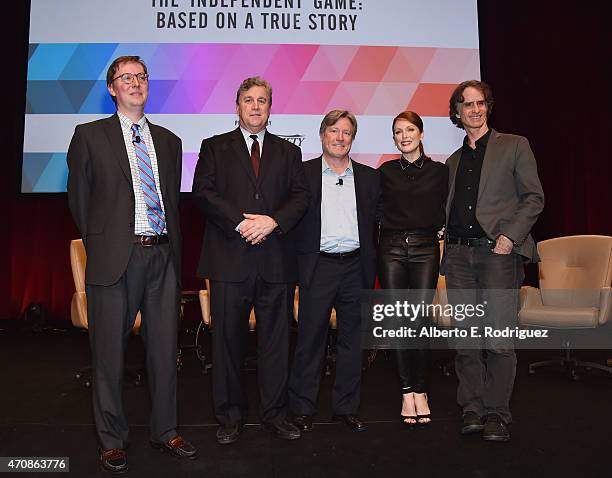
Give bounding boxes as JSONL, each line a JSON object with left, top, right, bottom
{"left": 492, "top": 234, "right": 513, "bottom": 254}
{"left": 239, "top": 213, "right": 278, "bottom": 245}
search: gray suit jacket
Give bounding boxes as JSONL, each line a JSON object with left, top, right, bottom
{"left": 67, "top": 114, "right": 183, "bottom": 286}
{"left": 443, "top": 129, "right": 544, "bottom": 268}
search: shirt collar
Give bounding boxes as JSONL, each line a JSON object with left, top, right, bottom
{"left": 463, "top": 128, "right": 491, "bottom": 150}
{"left": 399, "top": 154, "right": 425, "bottom": 170}
{"left": 118, "top": 110, "right": 147, "bottom": 130}
{"left": 240, "top": 127, "right": 265, "bottom": 144}
{"left": 322, "top": 157, "right": 353, "bottom": 176}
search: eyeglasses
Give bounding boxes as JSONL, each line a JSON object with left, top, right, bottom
{"left": 112, "top": 73, "right": 149, "bottom": 84}
{"left": 462, "top": 100, "right": 487, "bottom": 110}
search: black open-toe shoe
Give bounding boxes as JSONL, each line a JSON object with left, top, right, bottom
{"left": 401, "top": 415, "right": 417, "bottom": 429}
{"left": 417, "top": 413, "right": 431, "bottom": 427}
{"left": 415, "top": 393, "right": 432, "bottom": 427}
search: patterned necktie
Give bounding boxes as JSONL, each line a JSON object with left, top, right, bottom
{"left": 250, "top": 134, "right": 260, "bottom": 177}
{"left": 131, "top": 124, "right": 166, "bottom": 235}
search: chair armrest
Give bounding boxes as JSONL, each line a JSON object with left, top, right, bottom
{"left": 520, "top": 286, "right": 543, "bottom": 310}
{"left": 598, "top": 286, "right": 612, "bottom": 325}
{"left": 199, "top": 290, "right": 211, "bottom": 326}
{"left": 70, "top": 291, "right": 88, "bottom": 329}
{"left": 433, "top": 275, "right": 450, "bottom": 326}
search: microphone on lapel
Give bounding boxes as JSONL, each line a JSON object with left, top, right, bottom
{"left": 336, "top": 178, "right": 343, "bottom": 186}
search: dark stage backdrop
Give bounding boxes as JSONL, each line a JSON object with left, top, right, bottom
{"left": 2, "top": 1, "right": 611, "bottom": 320}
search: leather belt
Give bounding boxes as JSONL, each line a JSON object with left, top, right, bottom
{"left": 446, "top": 236, "right": 494, "bottom": 247}
{"left": 134, "top": 235, "right": 169, "bottom": 246}
{"left": 381, "top": 228, "right": 437, "bottom": 237}
{"left": 319, "top": 248, "right": 360, "bottom": 260}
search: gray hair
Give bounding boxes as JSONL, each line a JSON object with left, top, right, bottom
{"left": 235, "top": 76, "right": 273, "bottom": 106}
{"left": 319, "top": 110, "right": 358, "bottom": 139}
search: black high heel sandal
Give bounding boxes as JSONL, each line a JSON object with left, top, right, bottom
{"left": 401, "top": 415, "right": 417, "bottom": 429}
{"left": 415, "top": 393, "right": 431, "bottom": 427}
{"left": 401, "top": 391, "right": 417, "bottom": 428}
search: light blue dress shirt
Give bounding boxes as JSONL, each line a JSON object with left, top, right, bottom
{"left": 320, "top": 158, "right": 360, "bottom": 253}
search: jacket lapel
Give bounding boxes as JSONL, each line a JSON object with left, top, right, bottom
{"left": 445, "top": 149, "right": 461, "bottom": 220}
{"left": 104, "top": 114, "right": 133, "bottom": 192}
{"left": 230, "top": 128, "right": 257, "bottom": 186}
{"left": 352, "top": 160, "right": 366, "bottom": 240}
{"left": 258, "top": 130, "right": 275, "bottom": 186}
{"left": 477, "top": 129, "right": 498, "bottom": 202}
{"left": 147, "top": 120, "right": 170, "bottom": 203}
{"left": 312, "top": 156, "right": 324, "bottom": 242}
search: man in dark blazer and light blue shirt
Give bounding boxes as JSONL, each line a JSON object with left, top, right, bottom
{"left": 289, "top": 110, "right": 381, "bottom": 433}
{"left": 192, "top": 77, "right": 309, "bottom": 444}
{"left": 442, "top": 80, "right": 544, "bottom": 442}
{"left": 67, "top": 56, "right": 197, "bottom": 475}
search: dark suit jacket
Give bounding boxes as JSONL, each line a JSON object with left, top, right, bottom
{"left": 67, "top": 114, "right": 183, "bottom": 286}
{"left": 192, "top": 128, "right": 309, "bottom": 283}
{"left": 293, "top": 157, "right": 381, "bottom": 289}
{"left": 443, "top": 129, "right": 544, "bottom": 267}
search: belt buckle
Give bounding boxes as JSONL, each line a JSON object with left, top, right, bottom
{"left": 140, "top": 235, "right": 154, "bottom": 247}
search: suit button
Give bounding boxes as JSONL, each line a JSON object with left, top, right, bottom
{"left": 255, "top": 193, "right": 260, "bottom": 200}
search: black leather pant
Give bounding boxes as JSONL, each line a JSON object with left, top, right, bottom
{"left": 377, "top": 230, "right": 439, "bottom": 393}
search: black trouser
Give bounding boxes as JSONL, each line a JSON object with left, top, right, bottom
{"left": 210, "top": 275, "right": 292, "bottom": 426}
{"left": 443, "top": 242, "right": 524, "bottom": 423}
{"left": 86, "top": 243, "right": 179, "bottom": 450}
{"left": 377, "top": 231, "right": 439, "bottom": 393}
{"left": 289, "top": 254, "right": 363, "bottom": 416}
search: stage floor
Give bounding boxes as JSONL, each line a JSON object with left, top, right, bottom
{"left": 0, "top": 321, "right": 610, "bottom": 477}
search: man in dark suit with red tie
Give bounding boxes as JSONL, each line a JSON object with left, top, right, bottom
{"left": 289, "top": 110, "right": 381, "bottom": 433}
{"left": 192, "top": 77, "right": 309, "bottom": 444}
{"left": 67, "top": 56, "right": 197, "bottom": 475}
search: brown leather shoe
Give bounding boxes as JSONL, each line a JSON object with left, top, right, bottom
{"left": 99, "top": 448, "right": 128, "bottom": 475}
{"left": 151, "top": 435, "right": 198, "bottom": 459}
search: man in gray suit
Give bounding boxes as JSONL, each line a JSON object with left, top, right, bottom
{"left": 442, "top": 80, "right": 544, "bottom": 442}
{"left": 67, "top": 55, "right": 197, "bottom": 474}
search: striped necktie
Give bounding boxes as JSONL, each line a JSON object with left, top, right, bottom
{"left": 131, "top": 124, "right": 166, "bottom": 235}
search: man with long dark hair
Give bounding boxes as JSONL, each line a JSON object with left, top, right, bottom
{"left": 443, "top": 80, "right": 544, "bottom": 442}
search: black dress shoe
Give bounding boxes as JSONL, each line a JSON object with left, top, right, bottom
{"left": 99, "top": 448, "right": 128, "bottom": 475}
{"left": 482, "top": 414, "right": 510, "bottom": 442}
{"left": 151, "top": 435, "right": 199, "bottom": 459}
{"left": 216, "top": 423, "right": 243, "bottom": 445}
{"left": 461, "top": 411, "right": 484, "bottom": 435}
{"left": 333, "top": 414, "right": 367, "bottom": 432}
{"left": 292, "top": 415, "right": 313, "bottom": 432}
{"left": 263, "top": 418, "right": 302, "bottom": 440}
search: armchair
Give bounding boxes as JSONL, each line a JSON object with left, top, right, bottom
{"left": 518, "top": 235, "right": 612, "bottom": 379}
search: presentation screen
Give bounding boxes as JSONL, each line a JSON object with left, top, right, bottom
{"left": 23, "top": 0, "right": 480, "bottom": 192}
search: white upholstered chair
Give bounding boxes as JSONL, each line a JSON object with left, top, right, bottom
{"left": 518, "top": 235, "right": 612, "bottom": 378}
